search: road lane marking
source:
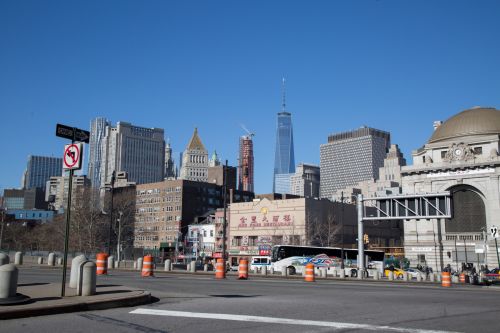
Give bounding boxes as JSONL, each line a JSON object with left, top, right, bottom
{"left": 130, "top": 308, "right": 459, "bottom": 333}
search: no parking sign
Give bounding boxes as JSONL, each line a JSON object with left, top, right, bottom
{"left": 63, "top": 143, "right": 83, "bottom": 170}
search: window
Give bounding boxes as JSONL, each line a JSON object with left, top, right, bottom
{"left": 210, "top": 230, "right": 214, "bottom": 237}
{"left": 233, "top": 236, "right": 242, "bottom": 246}
{"left": 473, "top": 147, "right": 482, "bottom": 155}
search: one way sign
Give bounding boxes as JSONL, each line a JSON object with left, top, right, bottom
{"left": 56, "top": 124, "right": 90, "bottom": 143}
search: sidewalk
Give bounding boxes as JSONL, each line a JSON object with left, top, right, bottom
{"left": 0, "top": 282, "right": 151, "bottom": 320}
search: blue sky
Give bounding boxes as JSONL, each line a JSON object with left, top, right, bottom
{"left": 1, "top": 1, "right": 499, "bottom": 194}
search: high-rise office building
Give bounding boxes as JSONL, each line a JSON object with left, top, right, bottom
{"left": 320, "top": 126, "right": 390, "bottom": 199}
{"left": 88, "top": 117, "right": 110, "bottom": 188}
{"left": 100, "top": 121, "right": 165, "bottom": 185}
{"left": 273, "top": 78, "right": 295, "bottom": 193}
{"left": 24, "top": 155, "right": 63, "bottom": 190}
{"left": 179, "top": 128, "right": 208, "bottom": 182}
{"left": 238, "top": 135, "right": 254, "bottom": 192}
{"left": 290, "top": 163, "right": 320, "bottom": 198}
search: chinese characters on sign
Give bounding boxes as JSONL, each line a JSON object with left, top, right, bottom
{"left": 238, "top": 214, "right": 294, "bottom": 228}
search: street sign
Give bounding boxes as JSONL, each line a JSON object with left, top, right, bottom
{"left": 491, "top": 226, "right": 499, "bottom": 239}
{"left": 63, "top": 143, "right": 83, "bottom": 170}
{"left": 56, "top": 123, "right": 90, "bottom": 143}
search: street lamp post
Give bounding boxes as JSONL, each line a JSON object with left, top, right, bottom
{"left": 107, "top": 171, "right": 116, "bottom": 256}
{"left": 116, "top": 211, "right": 123, "bottom": 261}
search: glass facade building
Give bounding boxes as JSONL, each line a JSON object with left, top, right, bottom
{"left": 273, "top": 111, "right": 295, "bottom": 193}
{"left": 24, "top": 155, "right": 63, "bottom": 190}
{"left": 88, "top": 117, "right": 110, "bottom": 188}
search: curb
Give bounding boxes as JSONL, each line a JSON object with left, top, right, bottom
{"left": 0, "top": 291, "right": 151, "bottom": 320}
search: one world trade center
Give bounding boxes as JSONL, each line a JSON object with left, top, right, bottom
{"left": 273, "top": 78, "right": 295, "bottom": 194}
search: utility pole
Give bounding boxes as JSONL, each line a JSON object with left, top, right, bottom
{"left": 107, "top": 171, "right": 116, "bottom": 256}
{"left": 222, "top": 160, "right": 228, "bottom": 268}
{"left": 0, "top": 207, "right": 5, "bottom": 250}
{"left": 340, "top": 192, "right": 345, "bottom": 270}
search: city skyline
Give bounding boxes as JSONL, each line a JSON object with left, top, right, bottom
{"left": 1, "top": 1, "right": 500, "bottom": 194}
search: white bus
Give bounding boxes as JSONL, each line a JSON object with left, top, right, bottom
{"left": 270, "top": 245, "right": 385, "bottom": 277}
{"left": 249, "top": 256, "right": 272, "bottom": 272}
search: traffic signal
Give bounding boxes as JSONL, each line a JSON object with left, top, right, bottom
{"left": 363, "top": 234, "right": 369, "bottom": 244}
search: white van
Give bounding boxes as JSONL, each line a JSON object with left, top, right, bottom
{"left": 250, "top": 256, "right": 271, "bottom": 272}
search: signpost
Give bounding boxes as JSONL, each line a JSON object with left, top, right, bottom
{"left": 56, "top": 124, "right": 88, "bottom": 297}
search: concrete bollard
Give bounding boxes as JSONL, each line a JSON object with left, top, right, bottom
{"left": 270, "top": 267, "right": 274, "bottom": 275}
{"left": 357, "top": 269, "right": 363, "bottom": 280}
{"left": 402, "top": 272, "right": 409, "bottom": 282}
{"left": 69, "top": 255, "right": 87, "bottom": 289}
{"left": 14, "top": 252, "right": 23, "bottom": 265}
{"left": 107, "top": 256, "right": 114, "bottom": 270}
{"left": 137, "top": 258, "right": 143, "bottom": 271}
{"left": 37, "top": 257, "right": 43, "bottom": 265}
{"left": 57, "top": 257, "right": 63, "bottom": 266}
{"left": 388, "top": 271, "right": 394, "bottom": 281}
{"left": 77, "top": 261, "right": 96, "bottom": 296}
{"left": 190, "top": 261, "right": 196, "bottom": 273}
{"left": 452, "top": 275, "right": 459, "bottom": 283}
{"left": 320, "top": 268, "right": 327, "bottom": 278}
{"left": 204, "top": 264, "right": 208, "bottom": 272}
{"left": 339, "top": 269, "right": 345, "bottom": 279}
{"left": 261, "top": 266, "right": 268, "bottom": 276}
{"left": 164, "top": 259, "right": 171, "bottom": 272}
{"left": 437, "top": 272, "right": 442, "bottom": 282}
{"left": 281, "top": 268, "right": 287, "bottom": 277}
{"left": 429, "top": 273, "right": 435, "bottom": 282}
{"left": 373, "top": 270, "right": 380, "bottom": 280}
{"left": 0, "top": 253, "right": 9, "bottom": 266}
{"left": 0, "top": 264, "right": 18, "bottom": 299}
{"left": 47, "top": 253, "right": 55, "bottom": 266}
{"left": 416, "top": 273, "right": 422, "bottom": 282}
{"left": 133, "top": 262, "right": 137, "bottom": 269}
{"left": 187, "top": 263, "right": 191, "bottom": 272}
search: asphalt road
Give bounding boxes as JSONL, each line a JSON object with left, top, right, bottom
{"left": 2, "top": 267, "right": 500, "bottom": 333}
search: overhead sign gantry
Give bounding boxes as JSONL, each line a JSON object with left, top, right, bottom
{"left": 356, "top": 192, "right": 452, "bottom": 277}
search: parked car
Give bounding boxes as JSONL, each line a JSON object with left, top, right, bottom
{"left": 483, "top": 268, "right": 500, "bottom": 285}
{"left": 384, "top": 267, "right": 405, "bottom": 279}
{"left": 404, "top": 268, "right": 425, "bottom": 279}
{"left": 226, "top": 263, "right": 239, "bottom": 272}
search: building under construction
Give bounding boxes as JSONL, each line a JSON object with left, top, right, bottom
{"left": 238, "top": 134, "right": 254, "bottom": 193}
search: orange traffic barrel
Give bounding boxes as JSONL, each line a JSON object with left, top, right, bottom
{"left": 441, "top": 272, "right": 451, "bottom": 287}
{"left": 304, "top": 263, "right": 315, "bottom": 282}
{"left": 96, "top": 253, "right": 108, "bottom": 275}
{"left": 141, "top": 255, "right": 154, "bottom": 277}
{"left": 215, "top": 258, "right": 225, "bottom": 279}
{"left": 459, "top": 273, "right": 466, "bottom": 283}
{"left": 238, "top": 259, "right": 249, "bottom": 280}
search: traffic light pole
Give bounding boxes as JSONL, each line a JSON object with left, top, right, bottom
{"left": 357, "top": 194, "right": 364, "bottom": 278}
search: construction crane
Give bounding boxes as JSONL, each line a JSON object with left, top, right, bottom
{"left": 240, "top": 124, "right": 255, "bottom": 138}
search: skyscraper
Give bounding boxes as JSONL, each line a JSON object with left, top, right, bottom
{"left": 273, "top": 78, "right": 295, "bottom": 193}
{"left": 238, "top": 135, "right": 254, "bottom": 192}
{"left": 100, "top": 121, "right": 165, "bottom": 185}
{"left": 320, "top": 126, "right": 390, "bottom": 199}
{"left": 88, "top": 117, "right": 110, "bottom": 188}
{"left": 24, "top": 155, "right": 63, "bottom": 190}
{"left": 179, "top": 128, "right": 208, "bottom": 182}
{"left": 164, "top": 140, "right": 176, "bottom": 179}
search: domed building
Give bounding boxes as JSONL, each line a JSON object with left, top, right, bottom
{"left": 401, "top": 107, "right": 500, "bottom": 271}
